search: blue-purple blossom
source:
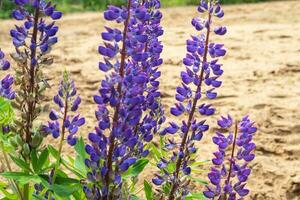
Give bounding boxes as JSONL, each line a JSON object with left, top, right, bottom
{"left": 8, "top": 0, "right": 62, "bottom": 147}
{"left": 83, "top": 0, "right": 165, "bottom": 199}
{"left": 0, "top": 49, "right": 10, "bottom": 71}
{"left": 43, "top": 73, "right": 85, "bottom": 146}
{"left": 204, "top": 115, "right": 257, "bottom": 199}
{"left": 153, "top": 0, "right": 226, "bottom": 199}
{"left": 0, "top": 49, "right": 15, "bottom": 100}
{"left": 10, "top": 0, "right": 61, "bottom": 65}
{"left": 0, "top": 74, "right": 16, "bottom": 101}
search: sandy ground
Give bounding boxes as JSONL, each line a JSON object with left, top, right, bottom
{"left": 1, "top": 0, "right": 300, "bottom": 199}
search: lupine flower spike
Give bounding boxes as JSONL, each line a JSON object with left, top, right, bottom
{"left": 83, "top": 0, "right": 164, "bottom": 199}
{"left": 152, "top": 0, "right": 226, "bottom": 199}
{"left": 10, "top": 0, "right": 62, "bottom": 146}
{"left": 204, "top": 115, "right": 257, "bottom": 200}
{"left": 43, "top": 71, "right": 85, "bottom": 146}
{"left": 41, "top": 71, "right": 85, "bottom": 199}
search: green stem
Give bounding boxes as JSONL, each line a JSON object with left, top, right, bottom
{"left": 23, "top": 184, "right": 29, "bottom": 200}
{"left": 168, "top": 1, "right": 213, "bottom": 199}
{"left": 47, "top": 96, "right": 68, "bottom": 200}
{"left": 0, "top": 141, "right": 24, "bottom": 200}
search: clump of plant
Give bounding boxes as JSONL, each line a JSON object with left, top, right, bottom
{"left": 0, "top": 0, "right": 258, "bottom": 200}
{"left": 151, "top": 0, "right": 226, "bottom": 199}
{"left": 0, "top": 1, "right": 87, "bottom": 199}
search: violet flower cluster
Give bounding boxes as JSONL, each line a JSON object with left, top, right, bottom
{"left": 11, "top": 0, "right": 61, "bottom": 55}
{"left": 204, "top": 115, "right": 257, "bottom": 200}
{"left": 152, "top": 0, "right": 226, "bottom": 199}
{"left": 43, "top": 73, "right": 85, "bottom": 146}
{"left": 9, "top": 0, "right": 62, "bottom": 147}
{"left": 83, "top": 0, "right": 164, "bottom": 199}
{"left": 0, "top": 49, "right": 15, "bottom": 100}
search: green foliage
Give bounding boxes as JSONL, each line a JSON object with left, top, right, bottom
{"left": 122, "top": 158, "right": 149, "bottom": 180}
{"left": 185, "top": 192, "right": 207, "bottom": 200}
{"left": 0, "top": 0, "right": 270, "bottom": 19}
{"left": 73, "top": 137, "right": 88, "bottom": 177}
{"left": 0, "top": 97, "right": 14, "bottom": 125}
{"left": 144, "top": 180, "right": 153, "bottom": 200}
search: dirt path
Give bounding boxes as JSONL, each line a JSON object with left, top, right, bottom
{"left": 1, "top": 1, "right": 300, "bottom": 199}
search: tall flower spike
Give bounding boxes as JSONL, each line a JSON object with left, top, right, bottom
{"left": 41, "top": 71, "right": 85, "bottom": 199}
{"left": 84, "top": 0, "right": 164, "bottom": 199}
{"left": 9, "top": 0, "right": 62, "bottom": 146}
{"left": 43, "top": 71, "right": 85, "bottom": 146}
{"left": 153, "top": 0, "right": 226, "bottom": 199}
{"left": 204, "top": 115, "right": 257, "bottom": 199}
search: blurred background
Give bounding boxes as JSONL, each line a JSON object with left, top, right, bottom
{"left": 0, "top": 0, "right": 274, "bottom": 18}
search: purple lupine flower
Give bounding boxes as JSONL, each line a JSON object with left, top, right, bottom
{"left": 152, "top": 0, "right": 226, "bottom": 199}
{"left": 0, "top": 75, "right": 16, "bottom": 100}
{"left": 10, "top": 0, "right": 61, "bottom": 66}
{"left": 83, "top": 0, "right": 165, "bottom": 199}
{"left": 204, "top": 115, "right": 257, "bottom": 199}
{"left": 0, "top": 49, "right": 15, "bottom": 100}
{"left": 9, "top": 0, "right": 62, "bottom": 146}
{"left": 0, "top": 49, "right": 10, "bottom": 71}
{"left": 42, "top": 72, "right": 85, "bottom": 146}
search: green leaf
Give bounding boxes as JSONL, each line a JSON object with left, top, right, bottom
{"left": 72, "top": 190, "right": 86, "bottom": 200}
{"left": 163, "top": 183, "right": 170, "bottom": 195}
{"left": 150, "top": 143, "right": 161, "bottom": 162}
{"left": 0, "top": 180, "right": 18, "bottom": 200}
{"left": 185, "top": 192, "right": 207, "bottom": 200}
{"left": 0, "top": 97, "right": 14, "bottom": 125}
{"left": 1, "top": 172, "right": 40, "bottom": 184}
{"left": 188, "top": 176, "right": 208, "bottom": 185}
{"left": 31, "top": 149, "right": 38, "bottom": 173}
{"left": 48, "top": 145, "right": 59, "bottom": 159}
{"left": 159, "top": 136, "right": 167, "bottom": 158}
{"left": 36, "top": 148, "right": 49, "bottom": 173}
{"left": 166, "top": 162, "right": 175, "bottom": 174}
{"left": 32, "top": 194, "right": 47, "bottom": 200}
{"left": 122, "top": 159, "right": 149, "bottom": 179}
{"left": 61, "top": 159, "right": 84, "bottom": 179}
{"left": 39, "top": 175, "right": 79, "bottom": 185}
{"left": 9, "top": 155, "right": 31, "bottom": 172}
{"left": 0, "top": 187, "right": 18, "bottom": 200}
{"left": 40, "top": 176, "right": 81, "bottom": 197}
{"left": 131, "top": 195, "right": 140, "bottom": 200}
{"left": 190, "top": 160, "right": 210, "bottom": 168}
{"left": 74, "top": 137, "right": 87, "bottom": 176}
{"left": 52, "top": 183, "right": 82, "bottom": 196}
{"left": 144, "top": 180, "right": 153, "bottom": 200}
